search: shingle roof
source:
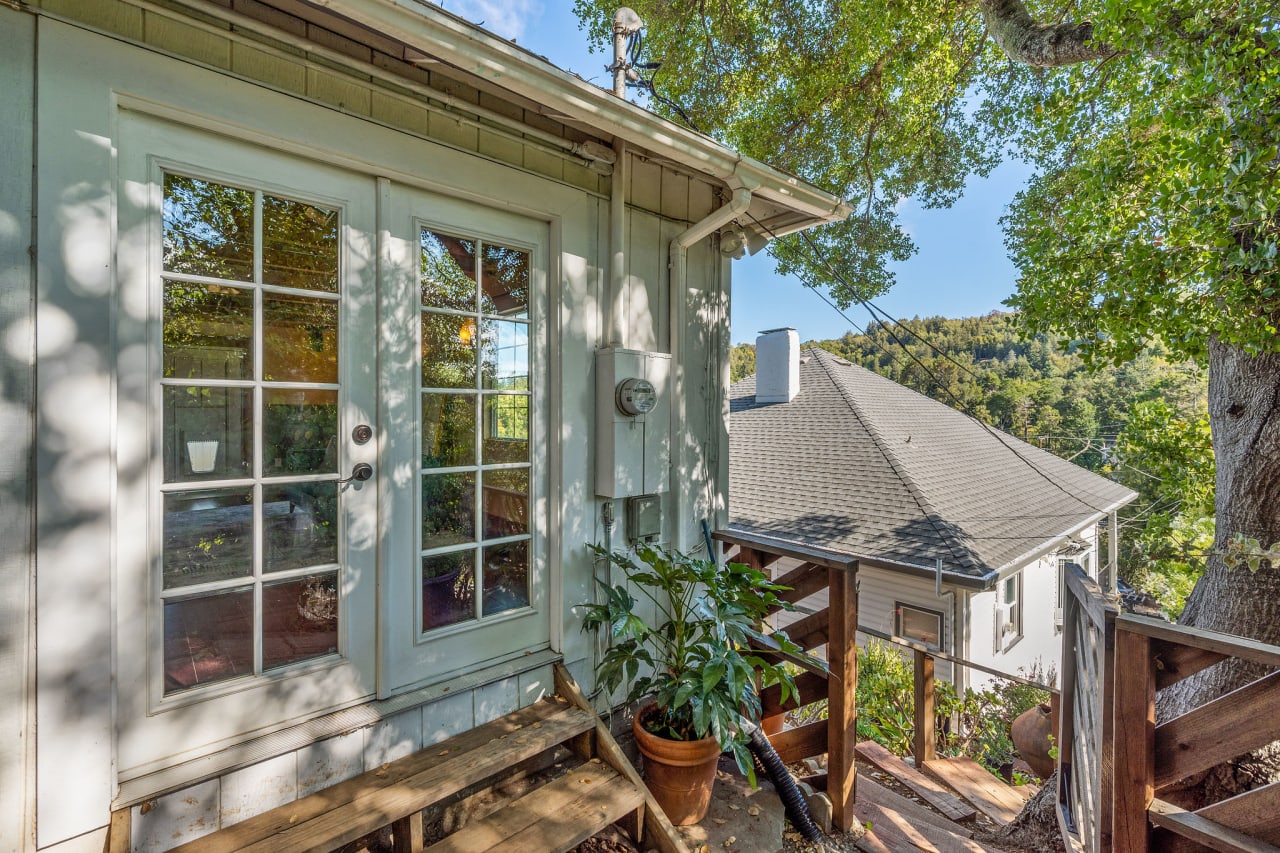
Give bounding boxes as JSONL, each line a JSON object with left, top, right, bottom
{"left": 728, "top": 347, "right": 1138, "bottom": 581}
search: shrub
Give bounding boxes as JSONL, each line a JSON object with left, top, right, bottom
{"left": 804, "top": 639, "right": 1053, "bottom": 778}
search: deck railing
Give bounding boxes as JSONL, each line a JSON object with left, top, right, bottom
{"left": 1058, "top": 562, "right": 1280, "bottom": 852}
{"left": 1057, "top": 564, "right": 1119, "bottom": 852}
{"left": 714, "top": 530, "right": 860, "bottom": 832}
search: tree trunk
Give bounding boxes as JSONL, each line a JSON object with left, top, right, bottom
{"left": 980, "top": 771, "right": 1066, "bottom": 852}
{"left": 1154, "top": 338, "right": 1280, "bottom": 805}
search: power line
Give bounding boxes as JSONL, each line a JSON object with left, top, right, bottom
{"left": 747, "top": 213, "right": 1119, "bottom": 515}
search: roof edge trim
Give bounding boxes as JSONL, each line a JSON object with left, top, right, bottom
{"left": 327, "top": 0, "right": 851, "bottom": 223}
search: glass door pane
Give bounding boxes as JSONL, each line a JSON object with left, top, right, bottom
{"left": 159, "top": 174, "right": 346, "bottom": 695}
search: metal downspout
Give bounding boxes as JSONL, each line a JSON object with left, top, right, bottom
{"left": 668, "top": 181, "right": 753, "bottom": 550}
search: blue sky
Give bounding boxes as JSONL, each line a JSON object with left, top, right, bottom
{"left": 445, "top": 0, "right": 1031, "bottom": 344}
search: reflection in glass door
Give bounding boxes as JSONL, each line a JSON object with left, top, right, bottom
{"left": 159, "top": 172, "right": 346, "bottom": 694}
{"left": 419, "top": 229, "right": 532, "bottom": 632}
{"left": 378, "top": 186, "right": 548, "bottom": 696}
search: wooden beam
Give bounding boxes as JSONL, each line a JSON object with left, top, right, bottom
{"left": 108, "top": 808, "right": 132, "bottom": 853}
{"left": 923, "top": 757, "right": 1027, "bottom": 826}
{"left": 777, "top": 607, "right": 829, "bottom": 651}
{"left": 712, "top": 529, "right": 859, "bottom": 572}
{"left": 391, "top": 813, "right": 424, "bottom": 853}
{"left": 767, "top": 562, "right": 828, "bottom": 613}
{"left": 1153, "top": 640, "right": 1229, "bottom": 690}
{"left": 914, "top": 649, "right": 936, "bottom": 768}
{"left": 734, "top": 546, "right": 781, "bottom": 572}
{"left": 1147, "top": 798, "right": 1280, "bottom": 853}
{"left": 1197, "top": 781, "right": 1280, "bottom": 845}
{"left": 827, "top": 565, "right": 857, "bottom": 832}
{"left": 855, "top": 740, "right": 975, "bottom": 823}
{"left": 759, "top": 671, "right": 829, "bottom": 717}
{"left": 1100, "top": 596, "right": 1119, "bottom": 853}
{"left": 1155, "top": 670, "right": 1280, "bottom": 792}
{"left": 1112, "top": 628, "right": 1155, "bottom": 852}
{"left": 857, "top": 774, "right": 978, "bottom": 840}
{"left": 1117, "top": 615, "right": 1280, "bottom": 671}
{"left": 767, "top": 719, "right": 828, "bottom": 765}
{"left": 1066, "top": 567, "right": 1119, "bottom": 630}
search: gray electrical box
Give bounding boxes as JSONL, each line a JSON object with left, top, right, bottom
{"left": 627, "top": 494, "right": 663, "bottom": 544}
{"left": 595, "top": 348, "right": 671, "bottom": 498}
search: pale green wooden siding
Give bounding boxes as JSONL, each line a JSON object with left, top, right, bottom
{"left": 27, "top": 0, "right": 609, "bottom": 194}
{"left": 0, "top": 9, "right": 35, "bottom": 846}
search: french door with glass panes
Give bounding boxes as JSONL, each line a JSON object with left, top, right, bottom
{"left": 377, "top": 184, "right": 549, "bottom": 697}
{"left": 116, "top": 115, "right": 379, "bottom": 771}
{"left": 118, "top": 117, "right": 550, "bottom": 769}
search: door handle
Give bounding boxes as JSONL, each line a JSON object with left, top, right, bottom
{"left": 338, "top": 462, "right": 374, "bottom": 485}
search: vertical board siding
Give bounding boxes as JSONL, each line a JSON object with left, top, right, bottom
{"left": 31, "top": 0, "right": 600, "bottom": 191}
{"left": 626, "top": 208, "right": 663, "bottom": 352}
{"left": 852, "top": 566, "right": 956, "bottom": 683}
{"left": 0, "top": 9, "right": 35, "bottom": 849}
{"left": 35, "top": 19, "right": 118, "bottom": 843}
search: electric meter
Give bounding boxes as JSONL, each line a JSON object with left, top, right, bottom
{"left": 615, "top": 377, "right": 657, "bottom": 416}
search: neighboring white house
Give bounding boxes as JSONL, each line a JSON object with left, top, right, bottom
{"left": 728, "top": 330, "right": 1137, "bottom": 691}
{"left": 0, "top": 4, "right": 849, "bottom": 850}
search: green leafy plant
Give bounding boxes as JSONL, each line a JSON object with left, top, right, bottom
{"left": 582, "top": 544, "right": 824, "bottom": 782}
{"left": 849, "top": 639, "right": 1054, "bottom": 779}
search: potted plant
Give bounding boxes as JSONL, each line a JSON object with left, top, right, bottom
{"left": 583, "top": 544, "right": 820, "bottom": 825}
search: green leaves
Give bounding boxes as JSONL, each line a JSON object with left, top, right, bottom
{"left": 582, "top": 543, "right": 826, "bottom": 779}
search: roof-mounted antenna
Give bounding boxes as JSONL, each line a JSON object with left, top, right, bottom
{"left": 610, "top": 8, "right": 644, "bottom": 97}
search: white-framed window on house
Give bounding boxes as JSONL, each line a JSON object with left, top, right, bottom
{"left": 996, "top": 572, "right": 1023, "bottom": 651}
{"left": 418, "top": 229, "right": 533, "bottom": 632}
{"left": 895, "top": 602, "right": 944, "bottom": 651}
{"left": 1055, "top": 557, "right": 1070, "bottom": 634}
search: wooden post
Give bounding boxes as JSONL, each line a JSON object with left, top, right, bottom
{"left": 827, "top": 564, "right": 858, "bottom": 830}
{"left": 391, "top": 813, "right": 424, "bottom": 853}
{"left": 1112, "top": 626, "right": 1154, "bottom": 852}
{"left": 1099, "top": 603, "right": 1118, "bottom": 852}
{"left": 913, "top": 649, "right": 936, "bottom": 767}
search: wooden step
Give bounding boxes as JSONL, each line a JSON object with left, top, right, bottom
{"left": 856, "top": 742, "right": 976, "bottom": 823}
{"left": 857, "top": 775, "right": 977, "bottom": 840}
{"left": 854, "top": 802, "right": 1000, "bottom": 853}
{"left": 425, "top": 760, "right": 643, "bottom": 853}
{"left": 172, "top": 699, "right": 596, "bottom": 853}
{"left": 922, "top": 756, "right": 1027, "bottom": 826}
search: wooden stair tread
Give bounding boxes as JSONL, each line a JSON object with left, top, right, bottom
{"left": 854, "top": 802, "right": 1000, "bottom": 853}
{"left": 922, "top": 756, "right": 1026, "bottom": 826}
{"left": 856, "top": 742, "right": 976, "bottom": 823}
{"left": 426, "top": 761, "right": 642, "bottom": 853}
{"left": 177, "top": 699, "right": 595, "bottom": 853}
{"left": 857, "top": 775, "right": 976, "bottom": 839}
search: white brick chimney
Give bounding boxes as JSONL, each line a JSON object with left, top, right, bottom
{"left": 755, "top": 328, "right": 800, "bottom": 403}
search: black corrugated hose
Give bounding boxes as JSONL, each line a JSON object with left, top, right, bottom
{"left": 743, "top": 721, "right": 824, "bottom": 842}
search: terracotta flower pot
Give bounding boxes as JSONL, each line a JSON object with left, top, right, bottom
{"left": 632, "top": 704, "right": 723, "bottom": 825}
{"left": 1011, "top": 702, "right": 1059, "bottom": 779}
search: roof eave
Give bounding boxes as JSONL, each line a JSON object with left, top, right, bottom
{"left": 990, "top": 491, "right": 1140, "bottom": 578}
{"left": 326, "top": 0, "right": 851, "bottom": 226}
{"left": 718, "top": 527, "right": 994, "bottom": 589}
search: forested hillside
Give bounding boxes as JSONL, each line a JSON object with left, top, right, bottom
{"left": 730, "top": 312, "right": 1212, "bottom": 614}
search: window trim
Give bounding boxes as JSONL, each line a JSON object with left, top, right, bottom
{"left": 996, "top": 571, "right": 1024, "bottom": 652}
{"left": 894, "top": 601, "right": 945, "bottom": 652}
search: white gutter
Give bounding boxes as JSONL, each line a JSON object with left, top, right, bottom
{"left": 990, "top": 492, "right": 1136, "bottom": 578}
{"left": 669, "top": 180, "right": 754, "bottom": 549}
{"left": 313, "top": 0, "right": 850, "bottom": 224}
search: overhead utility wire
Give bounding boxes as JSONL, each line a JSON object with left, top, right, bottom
{"left": 624, "top": 31, "right": 700, "bottom": 132}
{"left": 747, "top": 213, "right": 1117, "bottom": 515}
